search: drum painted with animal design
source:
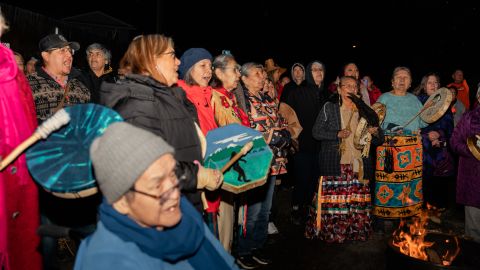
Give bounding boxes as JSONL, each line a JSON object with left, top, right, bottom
{"left": 373, "top": 134, "right": 423, "bottom": 219}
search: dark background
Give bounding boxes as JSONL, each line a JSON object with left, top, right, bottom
{"left": 1, "top": 0, "right": 479, "bottom": 91}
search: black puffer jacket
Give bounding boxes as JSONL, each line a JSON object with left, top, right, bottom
{"left": 100, "top": 74, "right": 203, "bottom": 211}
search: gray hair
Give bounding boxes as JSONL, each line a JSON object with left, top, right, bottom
{"left": 210, "top": 54, "right": 236, "bottom": 88}
{"left": 86, "top": 43, "right": 112, "bottom": 63}
{"left": 213, "top": 54, "right": 235, "bottom": 70}
{"left": 392, "top": 66, "right": 411, "bottom": 80}
{"left": 240, "top": 62, "right": 263, "bottom": 77}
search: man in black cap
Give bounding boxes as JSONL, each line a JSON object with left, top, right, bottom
{"left": 27, "top": 33, "right": 90, "bottom": 123}
{"left": 26, "top": 33, "right": 93, "bottom": 270}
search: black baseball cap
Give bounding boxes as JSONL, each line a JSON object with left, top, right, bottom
{"left": 39, "top": 34, "right": 80, "bottom": 52}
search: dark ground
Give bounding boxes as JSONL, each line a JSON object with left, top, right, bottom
{"left": 259, "top": 185, "right": 466, "bottom": 270}
{"left": 56, "top": 183, "right": 466, "bottom": 270}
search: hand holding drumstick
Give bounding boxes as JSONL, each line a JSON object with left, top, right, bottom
{"left": 0, "top": 109, "right": 70, "bottom": 171}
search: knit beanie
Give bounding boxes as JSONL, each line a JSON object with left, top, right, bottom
{"left": 178, "top": 48, "right": 212, "bottom": 79}
{"left": 90, "top": 122, "right": 174, "bottom": 204}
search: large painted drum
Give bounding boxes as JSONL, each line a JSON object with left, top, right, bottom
{"left": 26, "top": 104, "right": 123, "bottom": 198}
{"left": 204, "top": 124, "right": 273, "bottom": 194}
{"left": 373, "top": 134, "right": 423, "bottom": 218}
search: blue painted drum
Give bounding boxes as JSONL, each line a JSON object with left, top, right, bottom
{"left": 204, "top": 123, "right": 273, "bottom": 194}
{"left": 373, "top": 134, "right": 423, "bottom": 218}
{"left": 26, "top": 104, "right": 123, "bottom": 198}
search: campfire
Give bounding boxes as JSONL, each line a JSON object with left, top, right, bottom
{"left": 391, "top": 204, "right": 460, "bottom": 266}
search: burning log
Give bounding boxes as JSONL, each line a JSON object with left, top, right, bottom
{"left": 426, "top": 249, "right": 441, "bottom": 265}
{"left": 387, "top": 207, "right": 480, "bottom": 270}
{"left": 391, "top": 208, "right": 460, "bottom": 266}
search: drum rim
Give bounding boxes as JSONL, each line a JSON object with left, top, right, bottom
{"left": 221, "top": 177, "right": 268, "bottom": 194}
{"left": 353, "top": 102, "right": 386, "bottom": 149}
{"left": 48, "top": 186, "right": 98, "bottom": 199}
{"left": 371, "top": 102, "right": 386, "bottom": 125}
{"left": 420, "top": 87, "right": 453, "bottom": 123}
{"left": 353, "top": 118, "right": 369, "bottom": 150}
{"left": 467, "top": 137, "right": 480, "bottom": 161}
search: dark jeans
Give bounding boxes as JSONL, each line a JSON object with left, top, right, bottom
{"left": 237, "top": 175, "right": 276, "bottom": 256}
{"left": 292, "top": 151, "right": 319, "bottom": 209}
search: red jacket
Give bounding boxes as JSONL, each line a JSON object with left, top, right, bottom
{"left": 177, "top": 80, "right": 220, "bottom": 213}
{"left": 177, "top": 80, "right": 218, "bottom": 135}
{"left": 368, "top": 85, "right": 382, "bottom": 104}
{"left": 448, "top": 80, "right": 470, "bottom": 110}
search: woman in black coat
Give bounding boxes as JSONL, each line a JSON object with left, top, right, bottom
{"left": 100, "top": 35, "right": 223, "bottom": 212}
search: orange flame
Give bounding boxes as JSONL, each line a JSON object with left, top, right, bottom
{"left": 392, "top": 207, "right": 460, "bottom": 266}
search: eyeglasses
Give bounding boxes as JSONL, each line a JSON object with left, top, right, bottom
{"left": 223, "top": 64, "right": 241, "bottom": 73}
{"left": 340, "top": 84, "right": 358, "bottom": 90}
{"left": 47, "top": 47, "right": 75, "bottom": 55}
{"left": 162, "top": 50, "right": 176, "bottom": 59}
{"left": 129, "top": 173, "right": 185, "bottom": 205}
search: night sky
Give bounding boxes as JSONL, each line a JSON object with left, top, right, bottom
{"left": 2, "top": 0, "right": 479, "bottom": 90}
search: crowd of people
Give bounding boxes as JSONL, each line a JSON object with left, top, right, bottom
{"left": 1, "top": 10, "right": 480, "bottom": 270}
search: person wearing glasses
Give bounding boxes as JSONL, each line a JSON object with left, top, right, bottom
{"left": 27, "top": 33, "right": 92, "bottom": 270}
{"left": 74, "top": 122, "right": 239, "bottom": 270}
{"left": 100, "top": 35, "right": 223, "bottom": 214}
{"left": 286, "top": 60, "right": 329, "bottom": 227}
{"left": 327, "top": 62, "right": 359, "bottom": 94}
{"left": 209, "top": 53, "right": 249, "bottom": 252}
{"left": 27, "top": 34, "right": 91, "bottom": 123}
{"left": 307, "top": 76, "right": 381, "bottom": 243}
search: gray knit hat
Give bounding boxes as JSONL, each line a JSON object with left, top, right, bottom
{"left": 90, "top": 122, "right": 174, "bottom": 204}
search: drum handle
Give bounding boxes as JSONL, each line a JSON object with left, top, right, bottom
{"left": 0, "top": 134, "right": 41, "bottom": 171}
{"left": 221, "top": 141, "right": 253, "bottom": 173}
{"left": 401, "top": 97, "right": 436, "bottom": 128}
{"left": 0, "top": 109, "right": 70, "bottom": 171}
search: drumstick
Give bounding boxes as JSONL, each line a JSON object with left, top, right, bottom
{"left": 221, "top": 141, "right": 253, "bottom": 173}
{"left": 0, "top": 109, "right": 70, "bottom": 171}
{"left": 401, "top": 96, "right": 438, "bottom": 129}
